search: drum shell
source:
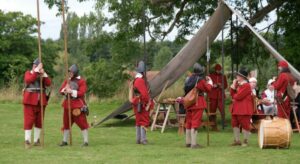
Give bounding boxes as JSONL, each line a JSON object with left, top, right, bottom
{"left": 258, "top": 117, "right": 292, "bottom": 149}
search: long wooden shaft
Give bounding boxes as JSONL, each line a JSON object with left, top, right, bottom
{"left": 36, "top": 0, "right": 44, "bottom": 147}
{"left": 61, "top": 0, "right": 72, "bottom": 146}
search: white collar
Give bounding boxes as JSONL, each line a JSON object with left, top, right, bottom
{"left": 135, "top": 73, "right": 143, "bottom": 78}
{"left": 69, "top": 76, "right": 81, "bottom": 80}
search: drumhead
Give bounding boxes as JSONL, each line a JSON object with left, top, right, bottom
{"left": 258, "top": 121, "right": 264, "bottom": 149}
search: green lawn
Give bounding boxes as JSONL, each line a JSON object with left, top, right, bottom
{"left": 0, "top": 102, "right": 299, "bottom": 164}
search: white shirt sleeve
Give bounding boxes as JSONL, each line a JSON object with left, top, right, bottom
{"left": 71, "top": 90, "right": 78, "bottom": 98}
{"left": 42, "top": 73, "right": 48, "bottom": 77}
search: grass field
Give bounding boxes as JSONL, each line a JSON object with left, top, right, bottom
{"left": 0, "top": 102, "right": 299, "bottom": 164}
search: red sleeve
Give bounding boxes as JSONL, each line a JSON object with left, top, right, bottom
{"left": 196, "top": 80, "right": 212, "bottom": 92}
{"left": 77, "top": 79, "right": 87, "bottom": 97}
{"left": 233, "top": 84, "right": 252, "bottom": 101}
{"left": 43, "top": 77, "right": 51, "bottom": 86}
{"left": 134, "top": 78, "right": 149, "bottom": 104}
{"left": 273, "top": 73, "right": 285, "bottom": 91}
{"left": 59, "top": 80, "right": 67, "bottom": 95}
{"left": 230, "top": 88, "right": 236, "bottom": 97}
{"left": 24, "top": 71, "right": 39, "bottom": 85}
{"left": 261, "top": 91, "right": 267, "bottom": 99}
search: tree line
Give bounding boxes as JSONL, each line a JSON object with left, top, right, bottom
{"left": 0, "top": 0, "right": 299, "bottom": 97}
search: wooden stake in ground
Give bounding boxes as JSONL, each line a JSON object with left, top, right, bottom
{"left": 61, "top": 0, "right": 72, "bottom": 146}
{"left": 36, "top": 0, "right": 44, "bottom": 147}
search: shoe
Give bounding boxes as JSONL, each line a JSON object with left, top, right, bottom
{"left": 59, "top": 141, "right": 68, "bottom": 147}
{"left": 136, "top": 140, "right": 141, "bottom": 144}
{"left": 242, "top": 139, "right": 248, "bottom": 147}
{"left": 81, "top": 142, "right": 88, "bottom": 147}
{"left": 230, "top": 140, "right": 241, "bottom": 146}
{"left": 141, "top": 140, "right": 148, "bottom": 145}
{"left": 33, "top": 139, "right": 41, "bottom": 146}
{"left": 191, "top": 144, "right": 204, "bottom": 149}
{"left": 186, "top": 144, "right": 191, "bottom": 148}
{"left": 24, "top": 140, "right": 31, "bottom": 149}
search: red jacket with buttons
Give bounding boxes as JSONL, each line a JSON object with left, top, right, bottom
{"left": 59, "top": 77, "right": 87, "bottom": 109}
{"left": 230, "top": 82, "right": 253, "bottom": 115}
{"left": 23, "top": 70, "right": 51, "bottom": 106}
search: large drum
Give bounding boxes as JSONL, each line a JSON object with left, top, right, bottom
{"left": 258, "top": 117, "right": 292, "bottom": 149}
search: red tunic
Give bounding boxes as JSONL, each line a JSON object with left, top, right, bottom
{"left": 273, "top": 72, "right": 295, "bottom": 119}
{"left": 208, "top": 72, "right": 228, "bottom": 100}
{"left": 59, "top": 78, "right": 87, "bottom": 109}
{"left": 230, "top": 82, "right": 253, "bottom": 130}
{"left": 59, "top": 77, "right": 89, "bottom": 130}
{"left": 23, "top": 70, "right": 51, "bottom": 130}
{"left": 23, "top": 70, "right": 51, "bottom": 106}
{"left": 230, "top": 83, "right": 253, "bottom": 115}
{"left": 208, "top": 72, "right": 228, "bottom": 114}
{"left": 132, "top": 77, "right": 151, "bottom": 127}
{"left": 185, "top": 79, "right": 212, "bottom": 129}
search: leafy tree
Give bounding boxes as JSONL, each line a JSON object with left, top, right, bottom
{"left": 0, "top": 10, "right": 59, "bottom": 87}
{"left": 153, "top": 46, "right": 173, "bottom": 70}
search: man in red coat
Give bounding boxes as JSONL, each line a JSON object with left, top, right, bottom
{"left": 230, "top": 68, "right": 253, "bottom": 147}
{"left": 273, "top": 60, "right": 296, "bottom": 119}
{"left": 23, "top": 58, "right": 51, "bottom": 148}
{"left": 59, "top": 64, "right": 89, "bottom": 147}
{"left": 184, "top": 63, "right": 212, "bottom": 149}
{"left": 129, "top": 61, "right": 153, "bottom": 145}
{"left": 208, "top": 64, "right": 228, "bottom": 131}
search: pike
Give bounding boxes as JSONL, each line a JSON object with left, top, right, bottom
{"left": 61, "top": 0, "right": 72, "bottom": 146}
{"left": 36, "top": 0, "right": 44, "bottom": 147}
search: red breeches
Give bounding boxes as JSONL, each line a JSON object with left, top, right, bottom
{"left": 63, "top": 108, "right": 89, "bottom": 130}
{"left": 209, "top": 99, "right": 224, "bottom": 114}
{"left": 277, "top": 101, "right": 291, "bottom": 119}
{"left": 185, "top": 108, "right": 204, "bottom": 129}
{"left": 231, "top": 115, "right": 251, "bottom": 131}
{"left": 23, "top": 104, "right": 45, "bottom": 130}
{"left": 133, "top": 106, "right": 150, "bottom": 127}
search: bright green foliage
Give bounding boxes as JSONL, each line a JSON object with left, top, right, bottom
{"left": 153, "top": 46, "right": 173, "bottom": 70}
{"left": 277, "top": 1, "right": 300, "bottom": 71}
{"left": 0, "top": 10, "right": 59, "bottom": 87}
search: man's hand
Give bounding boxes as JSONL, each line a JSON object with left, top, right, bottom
{"left": 40, "top": 68, "right": 45, "bottom": 74}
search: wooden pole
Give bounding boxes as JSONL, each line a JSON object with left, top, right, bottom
{"left": 221, "top": 10, "right": 225, "bottom": 130}
{"left": 61, "top": 0, "right": 72, "bottom": 146}
{"left": 206, "top": 36, "right": 210, "bottom": 146}
{"left": 36, "top": 0, "right": 44, "bottom": 147}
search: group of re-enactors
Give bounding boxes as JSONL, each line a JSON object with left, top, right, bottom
{"left": 23, "top": 58, "right": 296, "bottom": 149}
{"left": 23, "top": 59, "right": 88, "bottom": 148}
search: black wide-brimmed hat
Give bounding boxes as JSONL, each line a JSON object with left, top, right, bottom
{"left": 236, "top": 67, "right": 248, "bottom": 80}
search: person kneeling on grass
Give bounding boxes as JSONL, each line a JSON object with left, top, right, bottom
{"left": 229, "top": 68, "right": 253, "bottom": 147}
{"left": 184, "top": 63, "right": 212, "bottom": 149}
{"left": 129, "top": 61, "right": 153, "bottom": 145}
{"left": 59, "top": 64, "right": 89, "bottom": 147}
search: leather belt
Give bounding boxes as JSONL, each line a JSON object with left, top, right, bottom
{"left": 25, "top": 88, "right": 45, "bottom": 92}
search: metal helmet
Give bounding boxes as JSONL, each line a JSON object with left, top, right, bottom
{"left": 33, "top": 58, "right": 40, "bottom": 65}
{"left": 69, "top": 64, "right": 79, "bottom": 77}
{"left": 193, "top": 63, "right": 204, "bottom": 74}
{"left": 136, "top": 60, "right": 146, "bottom": 73}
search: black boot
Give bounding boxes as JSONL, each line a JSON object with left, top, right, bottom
{"left": 59, "top": 141, "right": 68, "bottom": 147}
